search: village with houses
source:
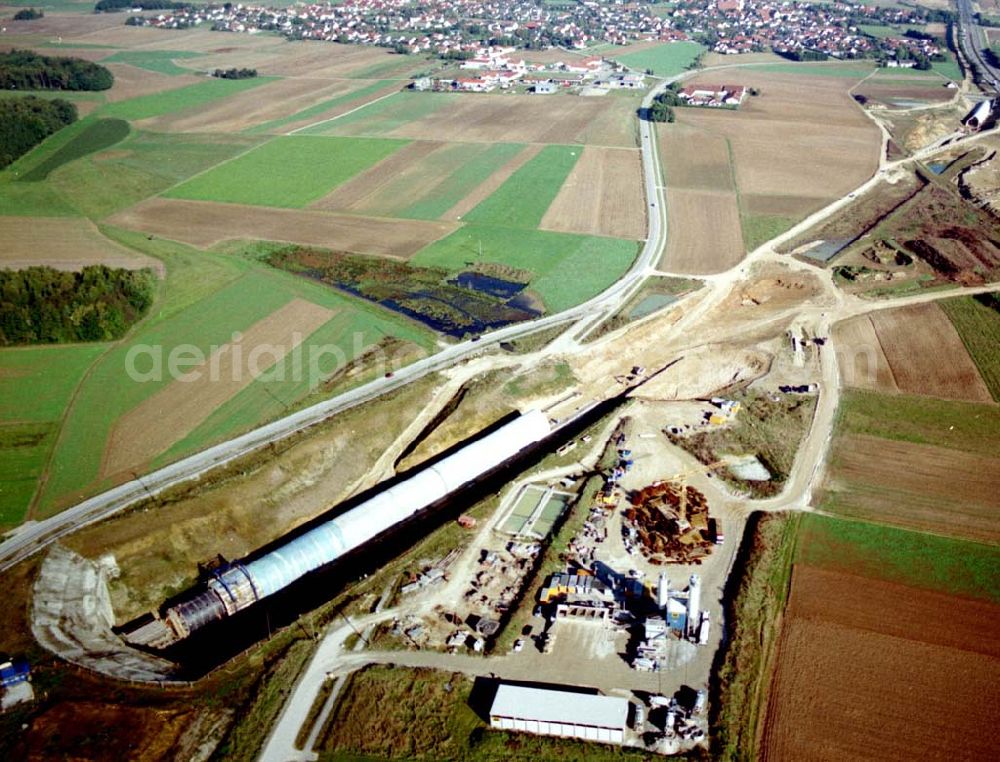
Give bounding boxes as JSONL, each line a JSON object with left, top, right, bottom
{"left": 411, "top": 48, "right": 646, "bottom": 94}
{"left": 125, "top": 0, "right": 953, "bottom": 70}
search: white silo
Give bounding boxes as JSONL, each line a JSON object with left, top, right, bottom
{"left": 657, "top": 571, "right": 670, "bottom": 610}
{"left": 687, "top": 574, "right": 701, "bottom": 637}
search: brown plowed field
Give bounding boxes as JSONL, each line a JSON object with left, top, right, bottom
{"left": 108, "top": 198, "right": 457, "bottom": 258}
{"left": 824, "top": 434, "right": 1000, "bottom": 543}
{"left": 310, "top": 140, "right": 445, "bottom": 212}
{"left": 384, "top": 96, "right": 637, "bottom": 147}
{"left": 138, "top": 77, "right": 363, "bottom": 133}
{"left": 833, "top": 314, "right": 897, "bottom": 391}
{"left": 761, "top": 564, "right": 1000, "bottom": 762}
{"left": 661, "top": 189, "right": 744, "bottom": 274}
{"left": 834, "top": 303, "right": 992, "bottom": 402}
{"left": 441, "top": 145, "right": 542, "bottom": 220}
{"left": 657, "top": 123, "right": 744, "bottom": 272}
{"left": 659, "top": 124, "right": 734, "bottom": 191}
{"left": 0, "top": 217, "right": 164, "bottom": 275}
{"left": 677, "top": 70, "right": 879, "bottom": 221}
{"left": 180, "top": 42, "right": 397, "bottom": 79}
{"left": 540, "top": 146, "right": 646, "bottom": 239}
{"left": 2, "top": 13, "right": 129, "bottom": 42}
{"left": 853, "top": 84, "right": 954, "bottom": 107}
{"left": 101, "top": 298, "right": 335, "bottom": 479}
{"left": 103, "top": 63, "right": 202, "bottom": 103}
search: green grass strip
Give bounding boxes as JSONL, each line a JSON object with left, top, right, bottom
{"left": 463, "top": 144, "right": 580, "bottom": 228}
{"left": 98, "top": 76, "right": 276, "bottom": 121}
{"left": 245, "top": 80, "right": 393, "bottom": 135}
{"left": 100, "top": 50, "right": 204, "bottom": 76}
{"left": 398, "top": 142, "right": 525, "bottom": 220}
{"left": 939, "top": 295, "right": 1000, "bottom": 401}
{"left": 797, "top": 513, "right": 1000, "bottom": 604}
{"left": 165, "top": 135, "right": 407, "bottom": 208}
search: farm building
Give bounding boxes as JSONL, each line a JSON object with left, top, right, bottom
{"left": 677, "top": 84, "right": 746, "bottom": 107}
{"left": 489, "top": 684, "right": 628, "bottom": 744}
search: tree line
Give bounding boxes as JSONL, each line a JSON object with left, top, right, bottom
{"left": 13, "top": 8, "right": 43, "bottom": 20}
{"left": 646, "top": 92, "right": 676, "bottom": 123}
{"left": 95, "top": 0, "right": 189, "bottom": 11}
{"left": 0, "top": 49, "right": 113, "bottom": 91}
{"left": 0, "top": 266, "right": 156, "bottom": 346}
{"left": 212, "top": 67, "right": 258, "bottom": 79}
{"left": 0, "top": 96, "right": 77, "bottom": 169}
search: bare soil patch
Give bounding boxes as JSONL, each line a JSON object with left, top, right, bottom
{"left": 824, "top": 433, "right": 1000, "bottom": 542}
{"left": 853, "top": 84, "right": 953, "bottom": 107}
{"left": 103, "top": 62, "right": 202, "bottom": 103}
{"left": 678, "top": 70, "right": 879, "bottom": 221}
{"left": 108, "top": 198, "right": 457, "bottom": 258}
{"left": 386, "top": 95, "right": 637, "bottom": 147}
{"left": 761, "top": 564, "right": 1000, "bottom": 761}
{"left": 659, "top": 189, "right": 744, "bottom": 274}
{"left": 17, "top": 701, "right": 195, "bottom": 761}
{"left": 102, "top": 298, "right": 335, "bottom": 479}
{"left": 440, "top": 144, "right": 542, "bottom": 220}
{"left": 139, "top": 77, "right": 358, "bottom": 133}
{"left": 658, "top": 123, "right": 734, "bottom": 191}
{"left": 0, "top": 217, "right": 163, "bottom": 274}
{"left": 310, "top": 140, "right": 444, "bottom": 212}
{"left": 540, "top": 146, "right": 646, "bottom": 239}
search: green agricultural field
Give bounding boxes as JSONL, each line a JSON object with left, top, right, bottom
{"left": 158, "top": 307, "right": 428, "bottom": 465}
{"left": 931, "top": 51, "right": 963, "bottom": 81}
{"left": 398, "top": 142, "right": 525, "bottom": 220}
{"left": 463, "top": 145, "right": 580, "bottom": 228}
{"left": 31, "top": 229, "right": 434, "bottom": 516}
{"left": 412, "top": 224, "right": 638, "bottom": 313}
{"left": 939, "top": 295, "right": 1000, "bottom": 401}
{"left": 20, "top": 118, "right": 129, "bottom": 181}
{"left": 0, "top": 422, "right": 54, "bottom": 525}
{"left": 835, "top": 389, "right": 1000, "bottom": 457}
{"left": 100, "top": 50, "right": 204, "bottom": 76}
{"left": 0, "top": 178, "right": 78, "bottom": 216}
{"left": 97, "top": 76, "right": 275, "bottom": 122}
{"left": 613, "top": 41, "right": 705, "bottom": 77}
{"left": 165, "top": 135, "right": 406, "bottom": 208}
{"left": 0, "top": 344, "right": 107, "bottom": 524}
{"left": 49, "top": 130, "right": 263, "bottom": 219}
{"left": 246, "top": 80, "right": 394, "bottom": 135}
{"left": 796, "top": 513, "right": 1000, "bottom": 604}
{"left": 741, "top": 213, "right": 794, "bottom": 251}
{"left": 300, "top": 91, "right": 456, "bottom": 137}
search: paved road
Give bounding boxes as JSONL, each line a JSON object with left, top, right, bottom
{"left": 0, "top": 84, "right": 677, "bottom": 574}
{"left": 956, "top": 0, "right": 1000, "bottom": 90}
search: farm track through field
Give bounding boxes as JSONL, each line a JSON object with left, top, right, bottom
{"left": 108, "top": 198, "right": 458, "bottom": 258}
